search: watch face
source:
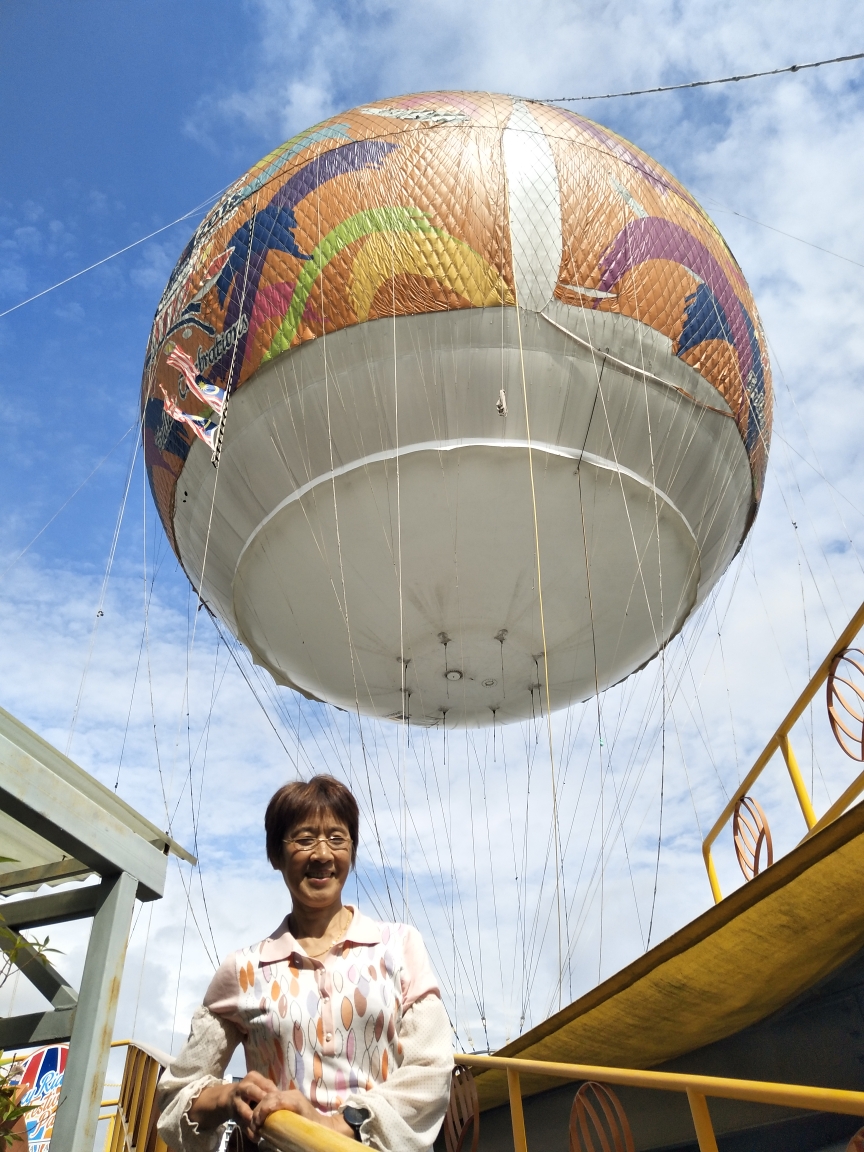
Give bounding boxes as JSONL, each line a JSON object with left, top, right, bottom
{"left": 343, "top": 1106, "right": 370, "bottom": 1129}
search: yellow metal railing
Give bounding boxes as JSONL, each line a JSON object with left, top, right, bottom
{"left": 702, "top": 597, "right": 864, "bottom": 903}
{"left": 100, "top": 1039, "right": 359, "bottom": 1152}
{"left": 101, "top": 1040, "right": 168, "bottom": 1152}
{"left": 456, "top": 1052, "right": 864, "bottom": 1152}
{"left": 94, "top": 1042, "right": 864, "bottom": 1152}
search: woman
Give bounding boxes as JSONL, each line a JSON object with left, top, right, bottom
{"left": 158, "top": 776, "right": 453, "bottom": 1151}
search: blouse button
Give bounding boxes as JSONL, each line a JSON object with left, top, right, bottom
{"left": 325, "top": 1033, "right": 332, "bottom": 1041}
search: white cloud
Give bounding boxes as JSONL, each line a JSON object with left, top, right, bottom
{"left": 184, "top": 0, "right": 863, "bottom": 149}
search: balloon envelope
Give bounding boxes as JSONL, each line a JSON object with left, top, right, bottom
{"left": 142, "top": 92, "right": 772, "bottom": 726}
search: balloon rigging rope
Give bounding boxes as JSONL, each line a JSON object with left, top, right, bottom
{"left": 547, "top": 625, "right": 707, "bottom": 997}
{"left": 625, "top": 198, "right": 667, "bottom": 952}
{"left": 549, "top": 528, "right": 765, "bottom": 995}
{"left": 794, "top": 530, "right": 816, "bottom": 795}
{"left": 389, "top": 273, "right": 478, "bottom": 1031}
{"left": 132, "top": 901, "right": 154, "bottom": 1039}
{"left": 140, "top": 462, "right": 171, "bottom": 838}
{"left": 312, "top": 155, "right": 398, "bottom": 918}
{"left": 550, "top": 148, "right": 708, "bottom": 987}
{"left": 410, "top": 721, "right": 479, "bottom": 1036}
{"left": 247, "top": 213, "right": 465, "bottom": 993}
{"left": 145, "top": 200, "right": 258, "bottom": 995}
{"left": 391, "top": 226, "right": 410, "bottom": 921}
{"left": 214, "top": 627, "right": 405, "bottom": 930}
{"left": 769, "top": 340, "right": 864, "bottom": 567}
{"left": 1, "top": 419, "right": 137, "bottom": 583}
{"left": 474, "top": 729, "right": 506, "bottom": 1045}
{"left": 525, "top": 158, "right": 608, "bottom": 1003}
{"left": 267, "top": 354, "right": 395, "bottom": 775}
{"left": 66, "top": 423, "right": 142, "bottom": 756}
{"left": 169, "top": 861, "right": 192, "bottom": 1055}
{"left": 772, "top": 403, "right": 850, "bottom": 620}
{"left": 525, "top": 145, "right": 740, "bottom": 1003}
{"left": 190, "top": 623, "right": 412, "bottom": 959}
{"left": 114, "top": 515, "right": 163, "bottom": 795}
{"left": 494, "top": 125, "right": 530, "bottom": 1026}
{"left": 484, "top": 97, "right": 531, "bottom": 1030}
{"left": 168, "top": 634, "right": 228, "bottom": 827}
{"left": 192, "top": 639, "right": 224, "bottom": 963}
{"left": 558, "top": 168, "right": 646, "bottom": 981}
{"left": 167, "top": 194, "right": 259, "bottom": 813}
{"left": 503, "top": 187, "right": 565, "bottom": 1011}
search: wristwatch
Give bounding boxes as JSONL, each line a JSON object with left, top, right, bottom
{"left": 342, "top": 1106, "right": 370, "bottom": 1142}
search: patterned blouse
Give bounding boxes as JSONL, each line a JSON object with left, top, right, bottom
{"left": 157, "top": 907, "right": 453, "bottom": 1152}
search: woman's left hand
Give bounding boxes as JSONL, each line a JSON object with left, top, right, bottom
{"left": 249, "top": 1089, "right": 355, "bottom": 1140}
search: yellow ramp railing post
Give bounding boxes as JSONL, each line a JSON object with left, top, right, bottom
{"left": 686, "top": 1089, "right": 719, "bottom": 1152}
{"left": 778, "top": 732, "right": 817, "bottom": 830}
{"left": 506, "top": 1068, "right": 529, "bottom": 1152}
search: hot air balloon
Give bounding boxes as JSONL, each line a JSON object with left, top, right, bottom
{"left": 142, "top": 92, "right": 772, "bottom": 727}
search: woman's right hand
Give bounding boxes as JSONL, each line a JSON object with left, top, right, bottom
{"left": 189, "top": 1071, "right": 280, "bottom": 1136}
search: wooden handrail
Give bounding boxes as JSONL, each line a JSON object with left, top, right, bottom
{"left": 261, "top": 1109, "right": 362, "bottom": 1152}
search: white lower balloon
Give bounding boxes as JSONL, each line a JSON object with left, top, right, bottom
{"left": 172, "top": 302, "right": 752, "bottom": 726}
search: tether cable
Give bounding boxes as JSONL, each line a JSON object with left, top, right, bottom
{"left": 536, "top": 50, "right": 864, "bottom": 103}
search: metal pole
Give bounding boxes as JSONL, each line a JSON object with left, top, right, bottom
{"left": 50, "top": 872, "right": 137, "bottom": 1152}
{"left": 506, "top": 1068, "right": 529, "bottom": 1152}
{"left": 778, "top": 733, "right": 817, "bottom": 829}
{"left": 687, "top": 1090, "right": 719, "bottom": 1152}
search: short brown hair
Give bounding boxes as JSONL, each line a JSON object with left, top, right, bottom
{"left": 265, "top": 775, "right": 359, "bottom": 868}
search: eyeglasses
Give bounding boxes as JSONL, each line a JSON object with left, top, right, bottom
{"left": 285, "top": 833, "right": 352, "bottom": 853}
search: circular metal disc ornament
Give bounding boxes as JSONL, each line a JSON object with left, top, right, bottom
{"left": 827, "top": 647, "right": 864, "bottom": 761}
{"left": 732, "top": 795, "right": 773, "bottom": 881}
{"left": 569, "top": 1082, "right": 635, "bottom": 1152}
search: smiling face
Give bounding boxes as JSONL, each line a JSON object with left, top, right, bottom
{"left": 280, "top": 810, "right": 353, "bottom": 912}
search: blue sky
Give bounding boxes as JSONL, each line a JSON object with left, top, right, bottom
{"left": 3, "top": 0, "right": 864, "bottom": 1076}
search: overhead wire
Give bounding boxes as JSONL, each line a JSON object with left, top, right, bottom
{"left": 0, "top": 190, "right": 229, "bottom": 320}
{"left": 536, "top": 50, "right": 864, "bottom": 103}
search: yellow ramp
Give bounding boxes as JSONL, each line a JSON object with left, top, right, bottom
{"left": 476, "top": 799, "right": 864, "bottom": 1110}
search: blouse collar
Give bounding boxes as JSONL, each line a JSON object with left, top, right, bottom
{"left": 259, "top": 905, "right": 382, "bottom": 964}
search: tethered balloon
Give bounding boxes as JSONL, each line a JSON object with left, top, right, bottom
{"left": 142, "top": 92, "right": 771, "bottom": 726}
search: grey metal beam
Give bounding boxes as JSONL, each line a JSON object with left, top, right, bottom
{"left": 0, "top": 704, "right": 195, "bottom": 865}
{"left": 51, "top": 870, "right": 137, "bottom": 1152}
{"left": 0, "top": 858, "right": 93, "bottom": 896}
{"left": 0, "top": 1008, "right": 75, "bottom": 1049}
{"left": 0, "top": 931, "right": 77, "bottom": 1010}
{"left": 0, "top": 735, "right": 168, "bottom": 899}
{"left": 0, "top": 885, "right": 103, "bottom": 931}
